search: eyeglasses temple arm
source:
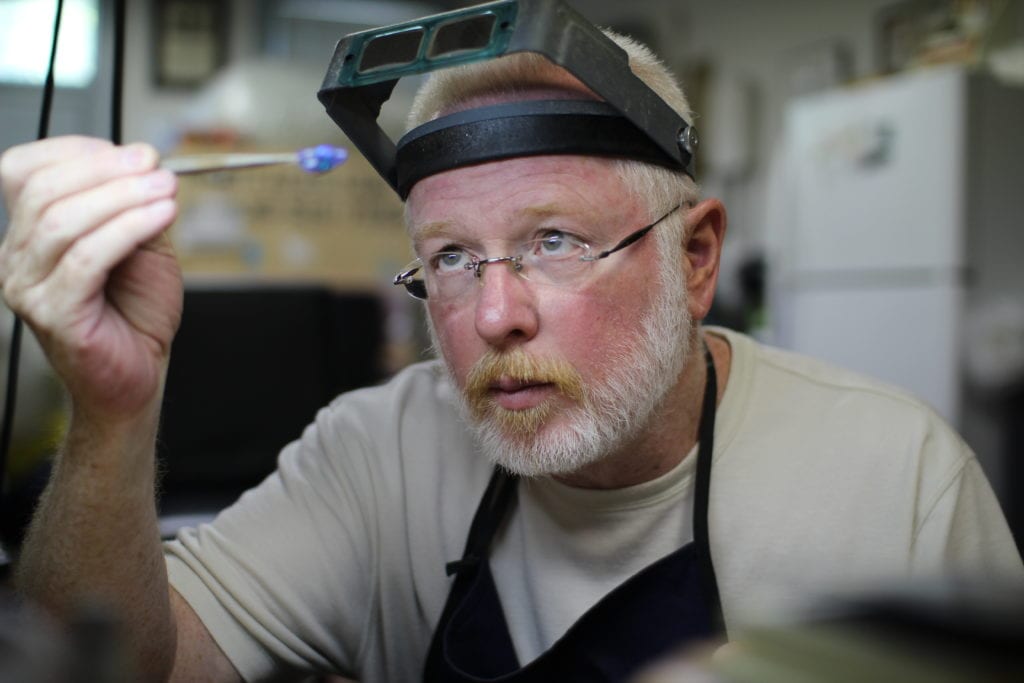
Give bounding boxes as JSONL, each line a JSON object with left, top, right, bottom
{"left": 593, "top": 202, "right": 685, "bottom": 260}
{"left": 393, "top": 268, "right": 418, "bottom": 285}
{"left": 594, "top": 224, "right": 655, "bottom": 260}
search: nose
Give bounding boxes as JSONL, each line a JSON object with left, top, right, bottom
{"left": 473, "top": 258, "right": 539, "bottom": 348}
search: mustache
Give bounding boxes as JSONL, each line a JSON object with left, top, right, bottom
{"left": 465, "top": 348, "right": 587, "bottom": 414}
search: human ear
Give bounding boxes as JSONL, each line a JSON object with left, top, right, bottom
{"left": 683, "top": 198, "right": 727, "bottom": 322}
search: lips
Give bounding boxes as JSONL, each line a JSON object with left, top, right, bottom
{"left": 489, "top": 378, "right": 556, "bottom": 410}
{"left": 465, "top": 348, "right": 586, "bottom": 420}
{"left": 492, "top": 376, "right": 544, "bottom": 391}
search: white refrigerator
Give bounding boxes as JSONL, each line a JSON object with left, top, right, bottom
{"left": 768, "top": 64, "right": 1024, "bottom": 430}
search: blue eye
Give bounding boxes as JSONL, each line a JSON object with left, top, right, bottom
{"left": 431, "top": 250, "right": 470, "bottom": 273}
{"left": 532, "top": 232, "right": 583, "bottom": 258}
{"left": 541, "top": 234, "right": 566, "bottom": 253}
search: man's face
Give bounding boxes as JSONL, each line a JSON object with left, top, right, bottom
{"left": 407, "top": 155, "right": 692, "bottom": 476}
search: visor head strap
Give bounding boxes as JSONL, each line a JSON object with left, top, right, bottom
{"left": 396, "top": 99, "right": 689, "bottom": 199}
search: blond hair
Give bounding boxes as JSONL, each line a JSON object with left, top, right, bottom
{"left": 406, "top": 30, "right": 700, "bottom": 256}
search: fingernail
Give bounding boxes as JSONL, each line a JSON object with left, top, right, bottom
{"left": 121, "top": 144, "right": 153, "bottom": 170}
{"left": 147, "top": 198, "right": 175, "bottom": 217}
{"left": 143, "top": 169, "right": 175, "bottom": 192}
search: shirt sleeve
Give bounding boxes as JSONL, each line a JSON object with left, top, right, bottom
{"left": 910, "top": 439, "right": 1024, "bottom": 584}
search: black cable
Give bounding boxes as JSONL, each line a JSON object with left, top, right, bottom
{"left": 0, "top": 0, "right": 66, "bottom": 510}
{"left": 111, "top": 0, "right": 126, "bottom": 145}
{"left": 0, "top": 321, "right": 22, "bottom": 500}
{"left": 36, "top": 0, "right": 64, "bottom": 142}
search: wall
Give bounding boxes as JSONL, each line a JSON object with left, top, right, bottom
{"left": 122, "top": 0, "right": 261, "bottom": 147}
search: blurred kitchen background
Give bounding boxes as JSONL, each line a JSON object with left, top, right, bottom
{"left": 1, "top": 0, "right": 1023, "bottom": 557}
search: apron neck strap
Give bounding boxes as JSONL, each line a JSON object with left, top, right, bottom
{"left": 446, "top": 467, "right": 519, "bottom": 577}
{"left": 694, "top": 342, "right": 723, "bottom": 631}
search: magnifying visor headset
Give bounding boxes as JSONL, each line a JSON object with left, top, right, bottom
{"left": 317, "top": 0, "right": 699, "bottom": 200}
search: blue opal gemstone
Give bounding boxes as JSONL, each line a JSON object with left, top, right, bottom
{"left": 297, "top": 144, "right": 349, "bottom": 174}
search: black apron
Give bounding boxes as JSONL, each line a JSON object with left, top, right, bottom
{"left": 423, "top": 346, "right": 722, "bottom": 682}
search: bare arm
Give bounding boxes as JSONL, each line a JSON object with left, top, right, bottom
{"left": 0, "top": 136, "right": 236, "bottom": 680}
{"left": 169, "top": 589, "right": 243, "bottom": 682}
{"left": 16, "top": 405, "right": 176, "bottom": 677}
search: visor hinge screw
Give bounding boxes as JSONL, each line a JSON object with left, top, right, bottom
{"left": 678, "top": 126, "right": 699, "bottom": 156}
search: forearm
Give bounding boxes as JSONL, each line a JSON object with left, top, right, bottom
{"left": 1, "top": 136, "right": 187, "bottom": 680}
{"left": 14, "top": 399, "right": 177, "bottom": 680}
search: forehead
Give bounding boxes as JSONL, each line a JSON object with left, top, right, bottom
{"left": 415, "top": 53, "right": 600, "bottom": 121}
{"left": 406, "top": 154, "right": 639, "bottom": 239}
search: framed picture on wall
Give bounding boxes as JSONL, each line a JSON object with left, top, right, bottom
{"left": 152, "top": 0, "right": 229, "bottom": 88}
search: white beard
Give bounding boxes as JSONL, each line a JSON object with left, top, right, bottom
{"left": 432, "top": 257, "right": 694, "bottom": 478}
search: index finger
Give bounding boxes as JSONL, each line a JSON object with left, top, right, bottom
{"left": 3, "top": 139, "right": 163, "bottom": 254}
{"left": 1, "top": 136, "right": 114, "bottom": 204}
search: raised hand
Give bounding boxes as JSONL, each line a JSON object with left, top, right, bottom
{"left": 0, "top": 136, "right": 183, "bottom": 421}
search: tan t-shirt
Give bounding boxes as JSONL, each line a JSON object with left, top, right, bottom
{"left": 165, "top": 328, "right": 1023, "bottom": 681}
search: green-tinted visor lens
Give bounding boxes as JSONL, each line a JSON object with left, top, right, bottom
{"left": 339, "top": 4, "right": 515, "bottom": 85}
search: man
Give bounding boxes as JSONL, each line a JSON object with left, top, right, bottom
{"left": 1, "top": 3, "right": 1021, "bottom": 682}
